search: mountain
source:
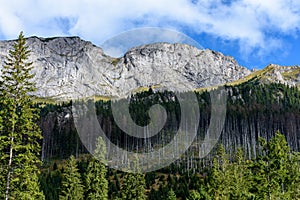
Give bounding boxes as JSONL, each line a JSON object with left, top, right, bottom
{"left": 228, "top": 64, "right": 300, "bottom": 86}
{"left": 0, "top": 36, "right": 251, "bottom": 100}
{"left": 1, "top": 36, "right": 298, "bottom": 162}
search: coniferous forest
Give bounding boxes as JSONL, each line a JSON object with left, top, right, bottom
{"left": 0, "top": 33, "right": 299, "bottom": 199}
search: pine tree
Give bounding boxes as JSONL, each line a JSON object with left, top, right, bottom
{"left": 85, "top": 136, "right": 108, "bottom": 200}
{"left": 166, "top": 189, "right": 176, "bottom": 200}
{"left": 228, "top": 148, "right": 252, "bottom": 199}
{"left": 188, "top": 190, "right": 201, "bottom": 200}
{"left": 120, "top": 171, "right": 146, "bottom": 200}
{"left": 251, "top": 131, "right": 290, "bottom": 199}
{"left": 286, "top": 152, "right": 300, "bottom": 199}
{"left": 267, "top": 132, "right": 290, "bottom": 199}
{"left": 208, "top": 145, "right": 230, "bottom": 199}
{"left": 60, "top": 155, "right": 84, "bottom": 200}
{"left": 0, "top": 32, "right": 45, "bottom": 199}
{"left": 120, "top": 157, "right": 146, "bottom": 200}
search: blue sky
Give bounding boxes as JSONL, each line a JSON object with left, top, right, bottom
{"left": 0, "top": 0, "right": 300, "bottom": 69}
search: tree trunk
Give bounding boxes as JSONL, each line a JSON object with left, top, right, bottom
{"left": 5, "top": 136, "right": 14, "bottom": 200}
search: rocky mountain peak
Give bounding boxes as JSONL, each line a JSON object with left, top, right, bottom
{"left": 118, "top": 42, "right": 250, "bottom": 91}
{"left": 259, "top": 64, "right": 300, "bottom": 86}
{"left": 0, "top": 37, "right": 251, "bottom": 100}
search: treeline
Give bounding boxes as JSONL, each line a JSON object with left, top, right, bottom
{"left": 39, "top": 80, "right": 300, "bottom": 162}
{"left": 40, "top": 131, "right": 300, "bottom": 199}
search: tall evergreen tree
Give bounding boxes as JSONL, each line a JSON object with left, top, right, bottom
{"left": 251, "top": 131, "right": 291, "bottom": 199}
{"left": 208, "top": 145, "right": 230, "bottom": 199}
{"left": 228, "top": 148, "right": 252, "bottom": 199}
{"left": 0, "top": 32, "right": 44, "bottom": 200}
{"left": 286, "top": 152, "right": 300, "bottom": 199}
{"left": 60, "top": 155, "right": 84, "bottom": 200}
{"left": 85, "top": 136, "right": 108, "bottom": 200}
{"left": 120, "top": 157, "right": 146, "bottom": 200}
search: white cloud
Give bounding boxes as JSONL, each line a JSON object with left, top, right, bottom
{"left": 0, "top": 0, "right": 299, "bottom": 58}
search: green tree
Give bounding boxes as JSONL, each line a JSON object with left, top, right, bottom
{"left": 188, "top": 190, "right": 201, "bottom": 200}
{"left": 166, "top": 189, "right": 176, "bottom": 200}
{"left": 251, "top": 131, "right": 291, "bottom": 199}
{"left": 60, "top": 155, "right": 84, "bottom": 200}
{"left": 120, "top": 157, "right": 146, "bottom": 200}
{"left": 208, "top": 145, "right": 230, "bottom": 199}
{"left": 85, "top": 136, "right": 108, "bottom": 199}
{"left": 286, "top": 152, "right": 300, "bottom": 199}
{"left": 0, "top": 32, "right": 45, "bottom": 200}
{"left": 228, "top": 148, "right": 253, "bottom": 199}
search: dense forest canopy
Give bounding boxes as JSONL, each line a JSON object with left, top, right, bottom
{"left": 38, "top": 81, "right": 300, "bottom": 199}
{"left": 39, "top": 81, "right": 300, "bottom": 160}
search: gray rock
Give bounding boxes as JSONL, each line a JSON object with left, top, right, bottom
{"left": 0, "top": 37, "right": 251, "bottom": 100}
{"left": 259, "top": 64, "right": 300, "bottom": 86}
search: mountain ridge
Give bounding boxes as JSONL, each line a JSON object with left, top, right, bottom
{"left": 226, "top": 64, "right": 300, "bottom": 87}
{"left": 0, "top": 36, "right": 298, "bottom": 101}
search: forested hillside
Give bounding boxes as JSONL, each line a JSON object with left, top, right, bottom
{"left": 39, "top": 81, "right": 300, "bottom": 164}
{"left": 39, "top": 132, "right": 300, "bottom": 200}
{"left": 37, "top": 80, "right": 300, "bottom": 199}
{"left": 1, "top": 33, "right": 299, "bottom": 200}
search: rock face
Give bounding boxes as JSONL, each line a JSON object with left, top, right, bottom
{"left": 0, "top": 37, "right": 114, "bottom": 100}
{"left": 0, "top": 37, "right": 251, "bottom": 100}
{"left": 257, "top": 64, "right": 300, "bottom": 86}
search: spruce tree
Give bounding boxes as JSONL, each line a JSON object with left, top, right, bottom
{"left": 228, "top": 148, "right": 252, "bottom": 199}
{"left": 166, "top": 189, "right": 176, "bottom": 200}
{"left": 60, "top": 155, "right": 84, "bottom": 200}
{"left": 267, "top": 132, "right": 290, "bottom": 199}
{"left": 85, "top": 136, "right": 108, "bottom": 200}
{"left": 188, "top": 190, "right": 201, "bottom": 200}
{"left": 120, "top": 157, "right": 146, "bottom": 200}
{"left": 208, "top": 145, "right": 230, "bottom": 199}
{"left": 0, "top": 32, "right": 45, "bottom": 199}
{"left": 251, "top": 131, "right": 290, "bottom": 199}
{"left": 286, "top": 152, "right": 300, "bottom": 199}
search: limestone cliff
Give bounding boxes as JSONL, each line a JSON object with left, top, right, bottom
{"left": 0, "top": 37, "right": 251, "bottom": 100}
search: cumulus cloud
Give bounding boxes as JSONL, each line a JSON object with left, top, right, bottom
{"left": 0, "top": 0, "right": 299, "bottom": 58}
